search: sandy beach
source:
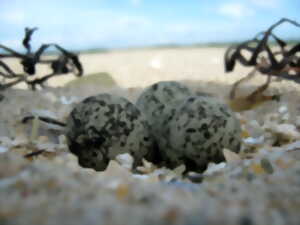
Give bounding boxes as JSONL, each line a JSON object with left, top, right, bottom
{"left": 1, "top": 47, "right": 300, "bottom": 225}
{"left": 3, "top": 47, "right": 283, "bottom": 88}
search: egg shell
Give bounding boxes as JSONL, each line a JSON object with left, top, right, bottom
{"left": 65, "top": 93, "right": 154, "bottom": 171}
{"left": 136, "top": 81, "right": 192, "bottom": 152}
{"left": 165, "top": 95, "right": 242, "bottom": 172}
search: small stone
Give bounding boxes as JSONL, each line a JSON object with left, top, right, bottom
{"left": 0, "top": 145, "right": 8, "bottom": 153}
{"left": 243, "top": 136, "right": 265, "bottom": 146}
{"left": 115, "top": 153, "right": 134, "bottom": 170}
{"left": 260, "top": 158, "right": 274, "bottom": 174}
{"left": 43, "top": 92, "right": 57, "bottom": 102}
{"left": 223, "top": 148, "right": 242, "bottom": 163}
{"left": 278, "top": 105, "right": 288, "bottom": 114}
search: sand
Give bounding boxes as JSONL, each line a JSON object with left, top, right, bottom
{"left": 1, "top": 47, "right": 300, "bottom": 225}
{"left": 2, "top": 47, "right": 280, "bottom": 87}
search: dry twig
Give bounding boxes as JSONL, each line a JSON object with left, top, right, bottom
{"left": 0, "top": 27, "right": 83, "bottom": 91}
{"left": 225, "top": 18, "right": 299, "bottom": 111}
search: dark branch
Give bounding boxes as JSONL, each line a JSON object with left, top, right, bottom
{"left": 22, "top": 115, "right": 66, "bottom": 127}
{"left": 0, "top": 27, "right": 84, "bottom": 91}
{"left": 224, "top": 18, "right": 300, "bottom": 84}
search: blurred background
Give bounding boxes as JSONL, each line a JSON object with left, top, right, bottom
{"left": 1, "top": 0, "right": 299, "bottom": 51}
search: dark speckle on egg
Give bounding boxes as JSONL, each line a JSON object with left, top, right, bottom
{"left": 136, "top": 81, "right": 192, "bottom": 156}
{"left": 166, "top": 95, "right": 242, "bottom": 172}
{"left": 136, "top": 81, "right": 242, "bottom": 172}
{"left": 65, "top": 93, "right": 154, "bottom": 171}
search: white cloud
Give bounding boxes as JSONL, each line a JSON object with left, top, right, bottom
{"left": 2, "top": 10, "right": 26, "bottom": 25}
{"left": 166, "top": 24, "right": 196, "bottom": 34}
{"left": 130, "top": 0, "right": 142, "bottom": 6}
{"left": 249, "top": 0, "right": 280, "bottom": 8}
{"left": 218, "top": 2, "right": 254, "bottom": 18}
{"left": 53, "top": 12, "right": 155, "bottom": 48}
{"left": 116, "top": 15, "right": 152, "bottom": 28}
{"left": 1, "top": 39, "right": 22, "bottom": 48}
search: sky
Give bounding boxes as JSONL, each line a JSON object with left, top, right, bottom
{"left": 0, "top": 0, "right": 299, "bottom": 51}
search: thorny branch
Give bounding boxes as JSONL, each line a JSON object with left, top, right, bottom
{"left": 0, "top": 27, "right": 83, "bottom": 91}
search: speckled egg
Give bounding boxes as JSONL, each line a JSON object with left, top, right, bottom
{"left": 65, "top": 93, "right": 154, "bottom": 171}
{"left": 165, "top": 95, "right": 242, "bottom": 172}
{"left": 136, "top": 81, "right": 192, "bottom": 152}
